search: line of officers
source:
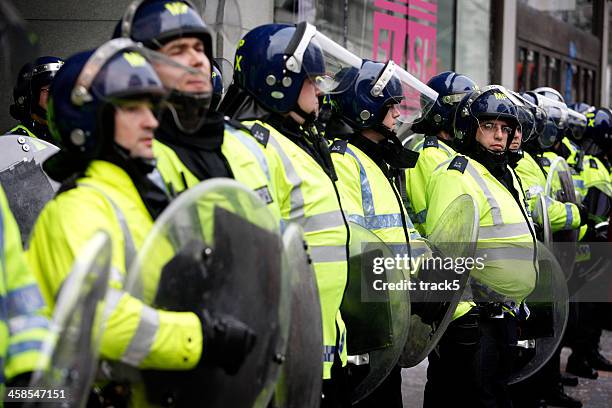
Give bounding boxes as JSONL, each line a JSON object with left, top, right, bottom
{"left": 0, "top": 1, "right": 611, "bottom": 407}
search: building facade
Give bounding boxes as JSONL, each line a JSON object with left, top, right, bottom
{"left": 1, "top": 0, "right": 610, "bottom": 131}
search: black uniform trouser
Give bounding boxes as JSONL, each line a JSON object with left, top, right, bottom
{"left": 566, "top": 302, "right": 601, "bottom": 358}
{"left": 352, "top": 364, "right": 403, "bottom": 408}
{"left": 321, "top": 359, "right": 351, "bottom": 408}
{"left": 424, "top": 308, "right": 516, "bottom": 408}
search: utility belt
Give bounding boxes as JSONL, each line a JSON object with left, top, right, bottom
{"left": 476, "top": 301, "right": 528, "bottom": 321}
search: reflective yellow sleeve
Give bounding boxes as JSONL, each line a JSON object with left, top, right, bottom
{"left": 1, "top": 189, "right": 49, "bottom": 380}
{"left": 546, "top": 199, "right": 581, "bottom": 232}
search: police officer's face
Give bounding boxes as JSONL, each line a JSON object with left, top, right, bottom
{"left": 155, "top": 37, "right": 212, "bottom": 93}
{"left": 476, "top": 119, "right": 512, "bottom": 152}
{"left": 114, "top": 101, "right": 159, "bottom": 159}
{"left": 510, "top": 128, "right": 522, "bottom": 150}
{"left": 296, "top": 77, "right": 321, "bottom": 117}
{"left": 383, "top": 104, "right": 401, "bottom": 129}
{"left": 38, "top": 85, "right": 50, "bottom": 112}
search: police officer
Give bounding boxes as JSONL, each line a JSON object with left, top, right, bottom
{"left": 509, "top": 102, "right": 584, "bottom": 408}
{"left": 0, "top": 185, "right": 49, "bottom": 392}
{"left": 425, "top": 86, "right": 537, "bottom": 407}
{"left": 326, "top": 59, "right": 420, "bottom": 407}
{"left": 564, "top": 107, "right": 612, "bottom": 380}
{"left": 0, "top": 5, "right": 51, "bottom": 394}
{"left": 6, "top": 56, "right": 64, "bottom": 142}
{"left": 513, "top": 97, "right": 583, "bottom": 234}
{"left": 221, "top": 22, "right": 353, "bottom": 407}
{"left": 116, "top": 0, "right": 279, "bottom": 217}
{"left": 26, "top": 40, "right": 254, "bottom": 404}
{"left": 403, "top": 71, "right": 478, "bottom": 234}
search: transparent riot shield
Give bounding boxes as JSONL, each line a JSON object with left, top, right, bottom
{"left": 509, "top": 241, "right": 569, "bottom": 384}
{"left": 399, "top": 194, "right": 479, "bottom": 367}
{"left": 28, "top": 231, "right": 112, "bottom": 407}
{"left": 273, "top": 224, "right": 322, "bottom": 408}
{"left": 545, "top": 156, "right": 577, "bottom": 205}
{"left": 545, "top": 156, "right": 579, "bottom": 278}
{"left": 0, "top": 135, "right": 59, "bottom": 243}
{"left": 125, "top": 179, "right": 287, "bottom": 408}
{"left": 341, "top": 222, "right": 410, "bottom": 404}
{"left": 532, "top": 193, "right": 553, "bottom": 248}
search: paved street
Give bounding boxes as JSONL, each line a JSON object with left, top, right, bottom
{"left": 401, "top": 330, "right": 612, "bottom": 407}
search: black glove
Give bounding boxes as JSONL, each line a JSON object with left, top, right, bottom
{"left": 198, "top": 310, "right": 256, "bottom": 375}
{"left": 154, "top": 240, "right": 211, "bottom": 312}
{"left": 578, "top": 203, "right": 590, "bottom": 226}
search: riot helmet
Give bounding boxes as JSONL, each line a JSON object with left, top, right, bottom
{"left": 210, "top": 60, "right": 224, "bottom": 111}
{"left": 116, "top": 0, "right": 215, "bottom": 133}
{"left": 227, "top": 22, "right": 364, "bottom": 124}
{"left": 583, "top": 107, "right": 612, "bottom": 155}
{"left": 10, "top": 56, "right": 64, "bottom": 121}
{"left": 523, "top": 91, "right": 568, "bottom": 151}
{"left": 45, "top": 38, "right": 167, "bottom": 179}
{"left": 411, "top": 70, "right": 478, "bottom": 137}
{"left": 569, "top": 102, "right": 594, "bottom": 115}
{"left": 453, "top": 85, "right": 523, "bottom": 165}
{"left": 533, "top": 86, "right": 565, "bottom": 103}
{"left": 329, "top": 58, "right": 438, "bottom": 167}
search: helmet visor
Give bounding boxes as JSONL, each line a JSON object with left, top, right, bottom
{"left": 567, "top": 108, "right": 587, "bottom": 140}
{"left": 534, "top": 93, "right": 568, "bottom": 130}
{"left": 389, "top": 62, "right": 438, "bottom": 129}
{"left": 284, "top": 25, "right": 361, "bottom": 95}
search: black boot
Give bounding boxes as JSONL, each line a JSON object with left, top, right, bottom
{"left": 544, "top": 384, "right": 582, "bottom": 408}
{"left": 587, "top": 350, "right": 612, "bottom": 371}
{"left": 560, "top": 374, "right": 579, "bottom": 387}
{"left": 566, "top": 354, "right": 599, "bottom": 379}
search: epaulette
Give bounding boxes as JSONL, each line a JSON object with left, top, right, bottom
{"left": 589, "top": 158, "right": 598, "bottom": 169}
{"left": 225, "top": 118, "right": 270, "bottom": 147}
{"left": 448, "top": 155, "right": 468, "bottom": 173}
{"left": 423, "top": 135, "right": 439, "bottom": 149}
{"left": 537, "top": 157, "right": 551, "bottom": 167}
{"left": 330, "top": 139, "right": 348, "bottom": 155}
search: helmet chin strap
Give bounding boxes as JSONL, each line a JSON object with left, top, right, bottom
{"left": 166, "top": 90, "right": 213, "bottom": 134}
{"left": 372, "top": 123, "right": 420, "bottom": 169}
{"left": 291, "top": 104, "right": 318, "bottom": 127}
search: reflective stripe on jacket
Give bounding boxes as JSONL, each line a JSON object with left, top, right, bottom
{"left": 27, "top": 160, "right": 202, "bottom": 370}
{"left": 243, "top": 120, "right": 349, "bottom": 380}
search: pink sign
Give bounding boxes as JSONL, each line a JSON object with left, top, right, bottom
{"left": 372, "top": 0, "right": 438, "bottom": 112}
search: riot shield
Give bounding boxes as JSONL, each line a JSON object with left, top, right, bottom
{"left": 509, "top": 241, "right": 569, "bottom": 384}
{"left": 28, "top": 231, "right": 112, "bottom": 407}
{"left": 399, "top": 194, "right": 479, "bottom": 367}
{"left": 125, "top": 179, "right": 286, "bottom": 408}
{"left": 545, "top": 156, "right": 579, "bottom": 278}
{"left": 273, "top": 224, "right": 322, "bottom": 408}
{"left": 532, "top": 193, "right": 553, "bottom": 247}
{"left": 545, "top": 156, "right": 577, "bottom": 204}
{"left": 0, "top": 135, "right": 59, "bottom": 243}
{"left": 341, "top": 222, "right": 410, "bottom": 404}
